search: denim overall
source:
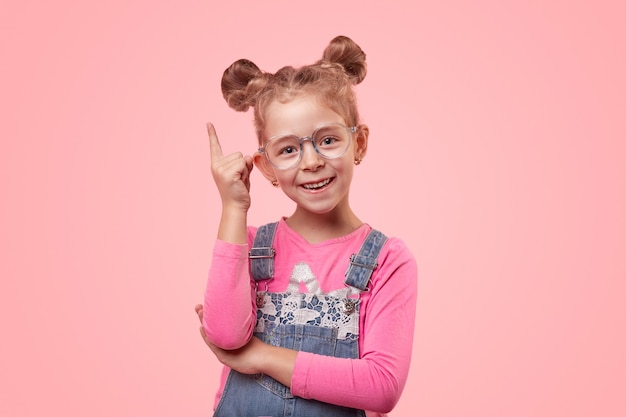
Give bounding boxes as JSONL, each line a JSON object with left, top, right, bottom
{"left": 213, "top": 222, "right": 387, "bottom": 417}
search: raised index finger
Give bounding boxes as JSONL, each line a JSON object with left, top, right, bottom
{"left": 206, "top": 122, "right": 223, "bottom": 162}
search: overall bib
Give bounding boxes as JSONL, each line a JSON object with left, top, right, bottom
{"left": 213, "top": 222, "right": 387, "bottom": 417}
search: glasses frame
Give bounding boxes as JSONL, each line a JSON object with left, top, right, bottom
{"left": 258, "top": 123, "right": 357, "bottom": 170}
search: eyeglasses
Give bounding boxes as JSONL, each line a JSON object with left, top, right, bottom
{"left": 259, "top": 123, "right": 357, "bottom": 170}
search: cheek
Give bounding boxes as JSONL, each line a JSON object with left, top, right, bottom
{"left": 335, "top": 159, "right": 356, "bottom": 179}
{"left": 275, "top": 170, "right": 296, "bottom": 185}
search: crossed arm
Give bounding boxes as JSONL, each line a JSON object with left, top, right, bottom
{"left": 194, "top": 304, "right": 297, "bottom": 387}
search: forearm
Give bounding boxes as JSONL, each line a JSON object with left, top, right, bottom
{"left": 291, "top": 352, "right": 404, "bottom": 413}
{"left": 217, "top": 205, "right": 248, "bottom": 244}
{"left": 258, "top": 343, "right": 298, "bottom": 388}
{"left": 203, "top": 240, "right": 256, "bottom": 349}
{"left": 258, "top": 346, "right": 401, "bottom": 412}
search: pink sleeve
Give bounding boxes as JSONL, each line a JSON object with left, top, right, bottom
{"left": 202, "top": 235, "right": 257, "bottom": 350}
{"left": 290, "top": 239, "right": 418, "bottom": 413}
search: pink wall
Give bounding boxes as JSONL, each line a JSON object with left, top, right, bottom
{"left": 2, "top": 1, "right": 624, "bottom": 416}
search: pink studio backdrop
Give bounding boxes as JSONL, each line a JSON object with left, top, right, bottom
{"left": 2, "top": 1, "right": 625, "bottom": 416}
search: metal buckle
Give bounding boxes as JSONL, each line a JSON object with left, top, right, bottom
{"left": 254, "top": 280, "right": 270, "bottom": 307}
{"left": 248, "top": 247, "right": 276, "bottom": 259}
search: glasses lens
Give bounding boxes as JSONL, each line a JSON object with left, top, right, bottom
{"left": 265, "top": 135, "right": 301, "bottom": 169}
{"left": 313, "top": 125, "right": 351, "bottom": 158}
{"left": 264, "top": 124, "right": 353, "bottom": 169}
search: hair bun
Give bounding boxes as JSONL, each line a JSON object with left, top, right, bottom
{"left": 321, "top": 35, "right": 367, "bottom": 85}
{"left": 221, "top": 58, "right": 267, "bottom": 111}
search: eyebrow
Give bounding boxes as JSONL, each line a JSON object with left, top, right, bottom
{"left": 268, "top": 123, "right": 345, "bottom": 139}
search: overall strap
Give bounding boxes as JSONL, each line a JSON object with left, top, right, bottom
{"left": 344, "top": 229, "right": 388, "bottom": 291}
{"left": 249, "top": 222, "right": 278, "bottom": 281}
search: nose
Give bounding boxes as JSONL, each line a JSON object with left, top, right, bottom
{"left": 300, "top": 138, "right": 324, "bottom": 170}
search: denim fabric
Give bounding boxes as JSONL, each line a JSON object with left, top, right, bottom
{"left": 215, "top": 369, "right": 365, "bottom": 417}
{"left": 213, "top": 224, "right": 386, "bottom": 417}
{"left": 249, "top": 222, "right": 278, "bottom": 281}
{"left": 214, "top": 319, "right": 365, "bottom": 417}
{"left": 344, "top": 229, "right": 387, "bottom": 290}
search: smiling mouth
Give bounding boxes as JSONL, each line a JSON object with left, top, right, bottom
{"left": 302, "top": 178, "right": 333, "bottom": 190}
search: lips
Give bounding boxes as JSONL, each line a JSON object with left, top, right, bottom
{"left": 301, "top": 177, "right": 333, "bottom": 190}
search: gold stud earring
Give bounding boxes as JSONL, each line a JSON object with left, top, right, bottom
{"left": 271, "top": 180, "right": 279, "bottom": 187}
{"left": 354, "top": 158, "right": 362, "bottom": 165}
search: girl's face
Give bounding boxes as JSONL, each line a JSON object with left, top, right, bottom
{"left": 254, "top": 95, "right": 368, "bottom": 219}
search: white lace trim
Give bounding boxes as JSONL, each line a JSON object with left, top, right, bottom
{"left": 255, "top": 262, "right": 361, "bottom": 340}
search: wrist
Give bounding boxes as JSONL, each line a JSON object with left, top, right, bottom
{"left": 217, "top": 208, "right": 248, "bottom": 244}
{"left": 256, "top": 342, "right": 297, "bottom": 387}
{"left": 255, "top": 341, "right": 272, "bottom": 374}
{"left": 221, "top": 200, "right": 250, "bottom": 213}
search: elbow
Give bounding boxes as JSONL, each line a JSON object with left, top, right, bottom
{"left": 206, "top": 331, "right": 252, "bottom": 350}
{"left": 378, "top": 399, "right": 400, "bottom": 415}
{"left": 202, "top": 326, "right": 252, "bottom": 350}
{"left": 373, "top": 390, "right": 401, "bottom": 414}
{"left": 202, "top": 316, "right": 254, "bottom": 350}
{"left": 367, "top": 369, "right": 403, "bottom": 414}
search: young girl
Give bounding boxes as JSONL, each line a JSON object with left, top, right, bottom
{"left": 195, "top": 35, "right": 418, "bottom": 417}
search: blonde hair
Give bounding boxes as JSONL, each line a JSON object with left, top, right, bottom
{"left": 221, "top": 35, "right": 367, "bottom": 144}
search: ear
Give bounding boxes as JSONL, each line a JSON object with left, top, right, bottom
{"left": 253, "top": 151, "right": 277, "bottom": 183}
{"left": 354, "top": 124, "right": 369, "bottom": 162}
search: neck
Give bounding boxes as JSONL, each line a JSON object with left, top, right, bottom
{"left": 285, "top": 207, "right": 363, "bottom": 244}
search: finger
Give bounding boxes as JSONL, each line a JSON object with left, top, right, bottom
{"left": 206, "top": 122, "right": 223, "bottom": 162}
{"left": 195, "top": 304, "right": 203, "bottom": 323}
{"left": 240, "top": 162, "right": 250, "bottom": 184}
{"left": 214, "top": 154, "right": 247, "bottom": 183}
{"left": 244, "top": 155, "right": 254, "bottom": 174}
{"left": 241, "top": 155, "right": 254, "bottom": 184}
{"left": 215, "top": 152, "right": 245, "bottom": 168}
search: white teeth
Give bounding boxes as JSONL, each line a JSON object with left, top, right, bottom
{"left": 303, "top": 178, "right": 331, "bottom": 189}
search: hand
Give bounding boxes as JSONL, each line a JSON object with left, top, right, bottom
{"left": 207, "top": 123, "right": 254, "bottom": 211}
{"left": 195, "top": 304, "right": 266, "bottom": 375}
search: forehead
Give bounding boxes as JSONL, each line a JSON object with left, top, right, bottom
{"left": 263, "top": 95, "right": 346, "bottom": 139}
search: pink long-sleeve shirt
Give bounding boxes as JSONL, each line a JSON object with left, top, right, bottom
{"left": 203, "top": 219, "right": 417, "bottom": 416}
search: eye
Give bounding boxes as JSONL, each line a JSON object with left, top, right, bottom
{"left": 278, "top": 145, "right": 298, "bottom": 155}
{"left": 267, "top": 136, "right": 300, "bottom": 158}
{"left": 318, "top": 135, "right": 339, "bottom": 147}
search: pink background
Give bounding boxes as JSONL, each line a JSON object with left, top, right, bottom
{"left": 2, "top": 1, "right": 625, "bottom": 416}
